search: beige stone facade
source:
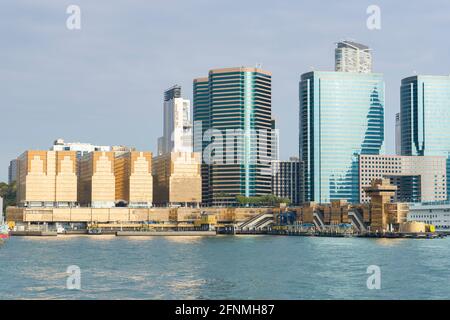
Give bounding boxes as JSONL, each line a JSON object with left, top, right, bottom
{"left": 15, "top": 149, "right": 154, "bottom": 209}
{"left": 115, "top": 151, "right": 153, "bottom": 207}
{"left": 17, "top": 151, "right": 77, "bottom": 206}
{"left": 152, "top": 152, "right": 202, "bottom": 205}
{"left": 78, "top": 151, "right": 116, "bottom": 208}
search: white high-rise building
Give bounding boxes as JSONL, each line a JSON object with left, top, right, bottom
{"left": 158, "top": 85, "right": 193, "bottom": 155}
{"left": 51, "top": 138, "right": 111, "bottom": 158}
{"left": 335, "top": 40, "right": 372, "bottom": 73}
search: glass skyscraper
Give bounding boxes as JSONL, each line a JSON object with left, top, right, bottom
{"left": 400, "top": 75, "right": 450, "bottom": 198}
{"left": 193, "top": 77, "right": 211, "bottom": 204}
{"left": 299, "top": 71, "right": 385, "bottom": 203}
{"left": 193, "top": 67, "right": 273, "bottom": 206}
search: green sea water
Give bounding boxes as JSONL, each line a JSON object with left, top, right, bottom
{"left": 0, "top": 235, "right": 449, "bottom": 299}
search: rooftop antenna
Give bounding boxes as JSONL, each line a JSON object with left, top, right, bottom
{"left": 256, "top": 63, "right": 262, "bottom": 69}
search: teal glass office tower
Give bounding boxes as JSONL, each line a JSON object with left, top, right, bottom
{"left": 193, "top": 67, "right": 273, "bottom": 206}
{"left": 400, "top": 75, "right": 450, "bottom": 199}
{"left": 401, "top": 75, "right": 450, "bottom": 156}
{"left": 299, "top": 71, "right": 385, "bottom": 203}
{"left": 193, "top": 77, "right": 211, "bottom": 204}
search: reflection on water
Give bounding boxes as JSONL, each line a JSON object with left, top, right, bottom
{"left": 163, "top": 236, "right": 207, "bottom": 244}
{"left": 83, "top": 235, "right": 117, "bottom": 241}
{"left": 21, "top": 235, "right": 119, "bottom": 243}
{"left": 373, "top": 238, "right": 407, "bottom": 247}
{"left": 167, "top": 278, "right": 207, "bottom": 299}
{"left": 1, "top": 236, "right": 450, "bottom": 299}
{"left": 19, "top": 236, "right": 63, "bottom": 242}
{"left": 120, "top": 236, "right": 155, "bottom": 242}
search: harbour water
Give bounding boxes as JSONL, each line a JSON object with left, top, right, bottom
{"left": 1, "top": 235, "right": 450, "bottom": 300}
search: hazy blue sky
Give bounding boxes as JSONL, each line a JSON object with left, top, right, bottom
{"left": 1, "top": 0, "right": 450, "bottom": 181}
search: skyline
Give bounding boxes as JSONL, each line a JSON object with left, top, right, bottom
{"left": 2, "top": 0, "right": 450, "bottom": 182}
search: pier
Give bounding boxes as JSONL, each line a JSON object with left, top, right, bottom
{"left": 8, "top": 229, "right": 217, "bottom": 237}
{"left": 116, "top": 231, "right": 216, "bottom": 236}
{"left": 10, "top": 230, "right": 57, "bottom": 237}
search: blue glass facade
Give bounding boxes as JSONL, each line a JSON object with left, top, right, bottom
{"left": 299, "top": 71, "right": 385, "bottom": 203}
{"left": 400, "top": 75, "right": 450, "bottom": 198}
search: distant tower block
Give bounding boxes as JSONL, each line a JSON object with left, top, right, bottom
{"left": 364, "top": 179, "right": 397, "bottom": 232}
{"left": 158, "top": 85, "right": 193, "bottom": 156}
{"left": 335, "top": 40, "right": 372, "bottom": 73}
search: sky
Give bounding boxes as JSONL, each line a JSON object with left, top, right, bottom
{"left": 1, "top": 0, "right": 450, "bottom": 182}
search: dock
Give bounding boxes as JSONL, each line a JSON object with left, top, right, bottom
{"left": 10, "top": 231, "right": 57, "bottom": 237}
{"left": 116, "top": 230, "right": 216, "bottom": 236}
{"left": 8, "top": 230, "right": 217, "bottom": 237}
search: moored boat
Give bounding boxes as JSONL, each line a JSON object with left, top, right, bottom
{"left": 0, "top": 223, "right": 10, "bottom": 240}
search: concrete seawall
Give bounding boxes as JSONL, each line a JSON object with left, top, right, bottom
{"left": 11, "top": 231, "right": 58, "bottom": 236}
{"left": 9, "top": 230, "right": 217, "bottom": 237}
{"left": 116, "top": 231, "right": 216, "bottom": 236}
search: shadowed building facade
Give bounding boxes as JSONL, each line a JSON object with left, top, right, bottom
{"left": 115, "top": 151, "right": 153, "bottom": 207}
{"left": 152, "top": 152, "right": 201, "bottom": 206}
{"left": 8, "top": 159, "right": 18, "bottom": 184}
{"left": 271, "top": 157, "right": 302, "bottom": 205}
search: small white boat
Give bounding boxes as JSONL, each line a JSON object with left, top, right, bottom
{"left": 88, "top": 228, "right": 102, "bottom": 235}
{"left": 56, "top": 223, "right": 66, "bottom": 234}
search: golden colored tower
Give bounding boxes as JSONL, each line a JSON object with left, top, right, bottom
{"left": 17, "top": 150, "right": 77, "bottom": 206}
{"left": 364, "top": 179, "right": 397, "bottom": 232}
{"left": 152, "top": 152, "right": 201, "bottom": 206}
{"left": 115, "top": 151, "right": 153, "bottom": 207}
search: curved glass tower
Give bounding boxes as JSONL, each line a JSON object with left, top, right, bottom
{"left": 299, "top": 71, "right": 385, "bottom": 203}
